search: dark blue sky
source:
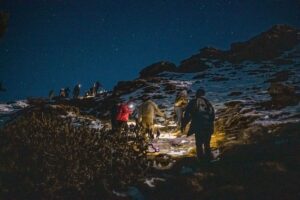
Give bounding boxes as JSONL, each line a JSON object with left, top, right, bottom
{"left": 0, "top": 0, "right": 299, "bottom": 101}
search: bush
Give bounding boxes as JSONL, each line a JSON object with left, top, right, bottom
{"left": 0, "top": 106, "right": 149, "bottom": 199}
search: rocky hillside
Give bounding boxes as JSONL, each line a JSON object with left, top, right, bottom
{"left": 108, "top": 24, "right": 300, "bottom": 157}
{"left": 0, "top": 24, "right": 299, "bottom": 199}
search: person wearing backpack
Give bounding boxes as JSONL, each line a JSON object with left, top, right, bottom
{"left": 73, "top": 83, "right": 81, "bottom": 99}
{"left": 110, "top": 100, "right": 121, "bottom": 131}
{"left": 181, "top": 88, "right": 215, "bottom": 161}
{"left": 174, "top": 90, "right": 188, "bottom": 129}
{"left": 137, "top": 96, "right": 165, "bottom": 139}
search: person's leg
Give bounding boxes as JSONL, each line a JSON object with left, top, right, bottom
{"left": 122, "top": 121, "right": 128, "bottom": 131}
{"left": 148, "top": 127, "right": 154, "bottom": 140}
{"left": 177, "top": 108, "right": 183, "bottom": 127}
{"left": 203, "top": 132, "right": 213, "bottom": 160}
{"left": 174, "top": 107, "right": 181, "bottom": 126}
{"left": 195, "top": 133, "right": 204, "bottom": 160}
{"left": 111, "top": 119, "right": 116, "bottom": 131}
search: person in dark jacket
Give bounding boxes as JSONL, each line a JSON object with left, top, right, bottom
{"left": 94, "top": 81, "right": 102, "bottom": 94}
{"left": 65, "top": 87, "right": 70, "bottom": 98}
{"left": 111, "top": 100, "right": 121, "bottom": 131}
{"left": 181, "top": 88, "right": 215, "bottom": 161}
{"left": 73, "top": 84, "right": 81, "bottom": 99}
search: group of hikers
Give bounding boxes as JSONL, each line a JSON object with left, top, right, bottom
{"left": 48, "top": 81, "right": 102, "bottom": 100}
{"left": 110, "top": 88, "right": 215, "bottom": 161}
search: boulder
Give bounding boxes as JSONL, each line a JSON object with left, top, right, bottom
{"left": 113, "top": 79, "right": 147, "bottom": 96}
{"left": 139, "top": 61, "right": 177, "bottom": 78}
{"left": 266, "top": 70, "right": 294, "bottom": 83}
{"left": 228, "top": 91, "right": 242, "bottom": 96}
{"left": 228, "top": 25, "right": 300, "bottom": 62}
{"left": 267, "top": 82, "right": 299, "bottom": 107}
{"left": 177, "top": 56, "right": 210, "bottom": 73}
{"left": 198, "top": 47, "right": 226, "bottom": 59}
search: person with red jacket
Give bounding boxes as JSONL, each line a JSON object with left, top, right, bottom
{"left": 115, "top": 100, "right": 133, "bottom": 131}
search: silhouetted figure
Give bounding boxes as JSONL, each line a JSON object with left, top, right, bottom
{"left": 94, "top": 81, "right": 102, "bottom": 94}
{"left": 73, "top": 84, "right": 81, "bottom": 99}
{"left": 182, "top": 88, "right": 215, "bottom": 161}
{"left": 48, "top": 90, "right": 55, "bottom": 100}
{"left": 59, "top": 88, "right": 66, "bottom": 98}
{"left": 89, "top": 87, "right": 94, "bottom": 96}
{"left": 111, "top": 100, "right": 122, "bottom": 131}
{"left": 65, "top": 87, "right": 70, "bottom": 98}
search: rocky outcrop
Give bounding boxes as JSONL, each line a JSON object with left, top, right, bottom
{"left": 177, "top": 24, "right": 300, "bottom": 72}
{"left": 228, "top": 25, "right": 300, "bottom": 62}
{"left": 266, "top": 70, "right": 294, "bottom": 83}
{"left": 139, "top": 61, "right": 177, "bottom": 78}
{"left": 177, "top": 56, "right": 210, "bottom": 73}
{"left": 113, "top": 79, "right": 147, "bottom": 96}
{"left": 267, "top": 82, "right": 299, "bottom": 107}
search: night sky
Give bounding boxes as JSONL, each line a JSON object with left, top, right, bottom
{"left": 0, "top": 0, "right": 299, "bottom": 101}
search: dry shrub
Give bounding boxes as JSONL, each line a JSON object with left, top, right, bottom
{"left": 0, "top": 107, "right": 149, "bottom": 199}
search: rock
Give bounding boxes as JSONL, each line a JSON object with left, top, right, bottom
{"left": 143, "top": 85, "right": 160, "bottom": 93}
{"left": 267, "top": 82, "right": 299, "bottom": 107}
{"left": 152, "top": 94, "right": 166, "bottom": 99}
{"left": 163, "top": 82, "right": 177, "bottom": 91}
{"left": 193, "top": 73, "right": 207, "bottom": 79}
{"left": 266, "top": 70, "right": 294, "bottom": 82}
{"left": 228, "top": 91, "right": 242, "bottom": 96}
{"left": 177, "top": 56, "right": 210, "bottom": 73}
{"left": 242, "top": 125, "right": 268, "bottom": 142}
{"left": 224, "top": 101, "right": 244, "bottom": 107}
{"left": 113, "top": 79, "right": 147, "bottom": 96}
{"left": 228, "top": 24, "right": 300, "bottom": 62}
{"left": 198, "top": 46, "right": 225, "bottom": 59}
{"left": 273, "top": 59, "right": 294, "bottom": 65}
{"left": 139, "top": 61, "right": 177, "bottom": 78}
{"left": 215, "top": 101, "right": 259, "bottom": 137}
{"left": 210, "top": 76, "right": 229, "bottom": 82}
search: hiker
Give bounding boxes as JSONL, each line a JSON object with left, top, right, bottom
{"left": 111, "top": 100, "right": 121, "bottom": 131}
{"left": 115, "top": 100, "right": 133, "bottom": 131}
{"left": 59, "top": 88, "right": 66, "bottom": 98}
{"left": 65, "top": 87, "right": 70, "bottom": 98}
{"left": 88, "top": 87, "right": 94, "bottom": 96}
{"left": 137, "top": 97, "right": 165, "bottom": 139}
{"left": 174, "top": 90, "right": 188, "bottom": 129}
{"left": 73, "top": 84, "right": 81, "bottom": 99}
{"left": 93, "top": 81, "right": 102, "bottom": 94}
{"left": 181, "top": 88, "right": 215, "bottom": 161}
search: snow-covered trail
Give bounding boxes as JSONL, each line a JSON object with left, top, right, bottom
{"left": 145, "top": 121, "right": 225, "bottom": 159}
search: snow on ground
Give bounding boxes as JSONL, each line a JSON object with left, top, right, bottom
{"left": 0, "top": 100, "right": 28, "bottom": 114}
{"left": 0, "top": 100, "right": 29, "bottom": 126}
